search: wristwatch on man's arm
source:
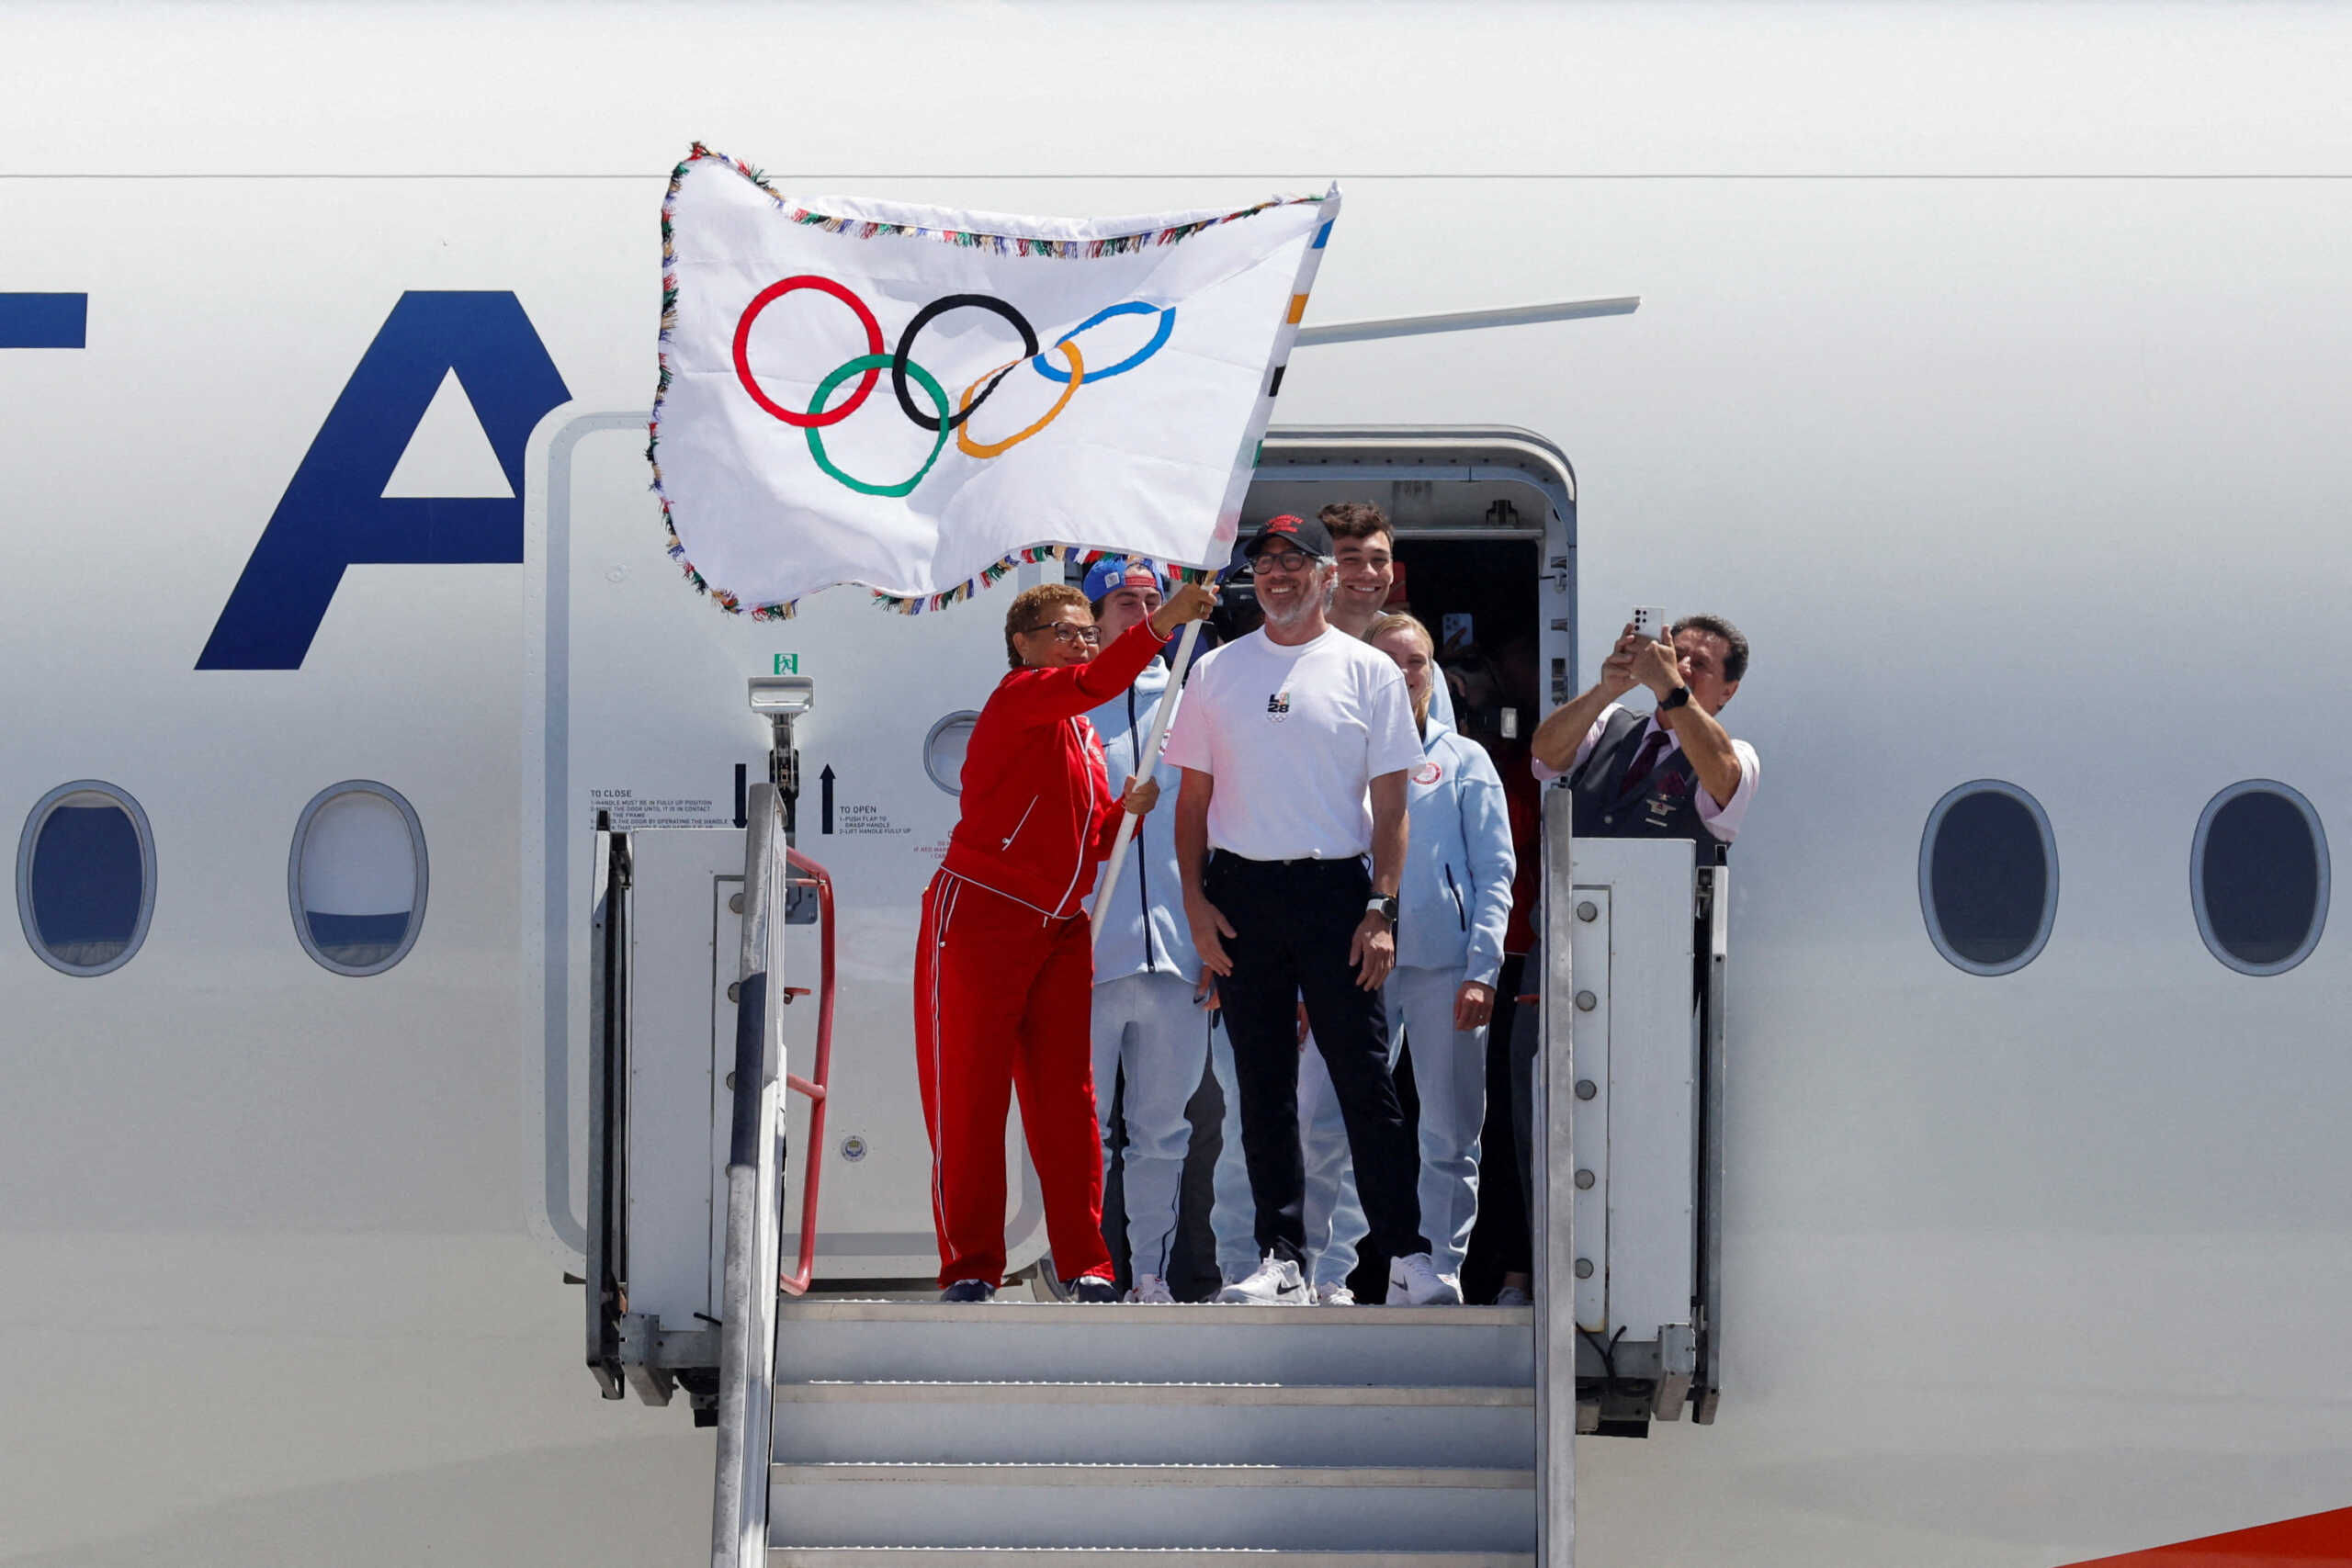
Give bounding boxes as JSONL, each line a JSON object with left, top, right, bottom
{"left": 1366, "top": 895, "right": 1399, "bottom": 925}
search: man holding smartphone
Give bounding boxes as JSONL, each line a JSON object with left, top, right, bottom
{"left": 1530, "top": 613, "right": 1758, "bottom": 841}
{"left": 1494, "top": 613, "right": 1758, "bottom": 1304}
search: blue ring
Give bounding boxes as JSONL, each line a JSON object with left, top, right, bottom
{"left": 1032, "top": 301, "right": 1175, "bottom": 384}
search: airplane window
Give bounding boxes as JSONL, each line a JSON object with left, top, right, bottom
{"left": 2192, "top": 781, "right": 2327, "bottom": 976}
{"left": 289, "top": 783, "right": 427, "bottom": 976}
{"left": 1919, "top": 782, "right": 2057, "bottom": 976}
{"left": 16, "top": 782, "right": 156, "bottom": 976}
{"left": 923, "top": 711, "right": 980, "bottom": 795}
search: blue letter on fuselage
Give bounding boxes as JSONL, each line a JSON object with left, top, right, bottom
{"left": 197, "top": 291, "right": 571, "bottom": 671}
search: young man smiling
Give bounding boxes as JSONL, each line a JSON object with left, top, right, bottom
{"left": 1320, "top": 500, "right": 1457, "bottom": 728}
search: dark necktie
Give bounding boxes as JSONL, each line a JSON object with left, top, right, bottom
{"left": 1615, "top": 728, "right": 1672, "bottom": 799}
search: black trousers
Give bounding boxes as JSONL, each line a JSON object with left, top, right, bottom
{"left": 1206, "top": 851, "right": 1430, "bottom": 1265}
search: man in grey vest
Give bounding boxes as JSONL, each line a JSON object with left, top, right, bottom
{"left": 1491, "top": 615, "right": 1758, "bottom": 1303}
{"left": 1530, "top": 614, "right": 1757, "bottom": 841}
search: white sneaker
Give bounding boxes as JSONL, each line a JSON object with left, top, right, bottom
{"left": 1128, "top": 1273, "right": 1177, "bottom": 1304}
{"left": 1313, "top": 1281, "right": 1356, "bottom": 1307}
{"left": 1386, "top": 1252, "right": 1464, "bottom": 1306}
{"left": 1216, "top": 1254, "right": 1308, "bottom": 1305}
{"left": 1492, "top": 1283, "right": 1532, "bottom": 1308}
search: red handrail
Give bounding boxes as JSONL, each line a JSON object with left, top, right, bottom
{"left": 778, "top": 847, "right": 836, "bottom": 1295}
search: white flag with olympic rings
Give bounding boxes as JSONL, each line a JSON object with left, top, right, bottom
{"left": 650, "top": 144, "right": 1338, "bottom": 618}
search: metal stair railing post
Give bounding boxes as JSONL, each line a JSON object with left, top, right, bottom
{"left": 779, "top": 846, "right": 837, "bottom": 1294}
{"left": 1693, "top": 856, "right": 1729, "bottom": 1423}
{"left": 1535, "top": 785, "right": 1577, "bottom": 1568}
{"left": 712, "top": 784, "right": 786, "bottom": 1568}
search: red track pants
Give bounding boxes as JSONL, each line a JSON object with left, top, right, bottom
{"left": 913, "top": 871, "right": 1115, "bottom": 1289}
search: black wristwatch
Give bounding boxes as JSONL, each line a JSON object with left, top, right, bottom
{"left": 1659, "top": 683, "right": 1692, "bottom": 712}
{"left": 1366, "top": 894, "right": 1399, "bottom": 925}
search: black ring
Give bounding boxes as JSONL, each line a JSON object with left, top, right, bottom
{"left": 891, "top": 294, "right": 1039, "bottom": 434}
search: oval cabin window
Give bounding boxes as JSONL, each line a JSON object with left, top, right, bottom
{"left": 289, "top": 783, "right": 427, "bottom": 976}
{"left": 1919, "top": 782, "right": 2058, "bottom": 976}
{"left": 17, "top": 783, "right": 157, "bottom": 976}
{"left": 2192, "top": 782, "right": 2327, "bottom": 976}
{"left": 923, "top": 711, "right": 981, "bottom": 795}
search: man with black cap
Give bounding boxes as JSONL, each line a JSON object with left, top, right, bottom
{"left": 1162, "top": 513, "right": 1459, "bottom": 1306}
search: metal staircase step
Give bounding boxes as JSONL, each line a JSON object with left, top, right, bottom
{"left": 765, "top": 1462, "right": 1536, "bottom": 1551}
{"left": 770, "top": 1382, "right": 1534, "bottom": 1466}
{"left": 775, "top": 1463, "right": 1532, "bottom": 1487}
{"left": 777, "top": 1381, "right": 1533, "bottom": 1406}
{"left": 772, "top": 1303, "right": 1533, "bottom": 1388}
{"left": 776, "top": 1302, "right": 1532, "bottom": 1326}
{"left": 772, "top": 1552, "right": 1535, "bottom": 1568}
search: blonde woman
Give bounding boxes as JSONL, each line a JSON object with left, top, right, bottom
{"left": 1299, "top": 611, "right": 1514, "bottom": 1298}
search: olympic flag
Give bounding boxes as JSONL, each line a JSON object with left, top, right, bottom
{"left": 651, "top": 145, "right": 1339, "bottom": 615}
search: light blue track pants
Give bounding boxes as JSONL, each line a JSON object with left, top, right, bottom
{"left": 1300, "top": 964, "right": 1487, "bottom": 1287}
{"left": 1091, "top": 972, "right": 1211, "bottom": 1280}
{"left": 1206, "top": 1020, "right": 1260, "bottom": 1281}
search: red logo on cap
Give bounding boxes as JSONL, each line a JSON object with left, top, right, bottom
{"left": 1267, "top": 515, "right": 1300, "bottom": 534}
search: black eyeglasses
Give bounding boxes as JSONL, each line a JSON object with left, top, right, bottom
{"left": 1021, "top": 623, "right": 1102, "bottom": 646}
{"left": 1251, "top": 548, "right": 1316, "bottom": 573}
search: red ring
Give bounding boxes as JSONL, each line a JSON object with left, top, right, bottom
{"left": 732, "top": 276, "right": 885, "bottom": 428}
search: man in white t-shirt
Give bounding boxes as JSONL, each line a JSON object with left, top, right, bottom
{"left": 1163, "top": 513, "right": 1460, "bottom": 1307}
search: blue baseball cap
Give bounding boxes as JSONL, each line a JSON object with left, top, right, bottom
{"left": 1081, "top": 556, "right": 1168, "bottom": 603}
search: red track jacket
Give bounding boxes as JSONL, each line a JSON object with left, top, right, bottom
{"left": 939, "top": 619, "right": 1164, "bottom": 918}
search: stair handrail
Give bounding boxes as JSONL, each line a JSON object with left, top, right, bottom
{"left": 1535, "top": 785, "right": 1577, "bottom": 1568}
{"left": 779, "top": 846, "right": 837, "bottom": 1294}
{"left": 711, "top": 784, "right": 787, "bottom": 1568}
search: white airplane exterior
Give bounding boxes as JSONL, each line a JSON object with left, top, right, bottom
{"left": 6, "top": 4, "right": 2351, "bottom": 1566}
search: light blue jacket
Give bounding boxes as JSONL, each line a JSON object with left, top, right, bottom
{"left": 1396, "top": 717, "right": 1514, "bottom": 987}
{"left": 1084, "top": 659, "right": 1200, "bottom": 986}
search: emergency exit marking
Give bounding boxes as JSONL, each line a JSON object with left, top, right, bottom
{"left": 772, "top": 653, "right": 799, "bottom": 674}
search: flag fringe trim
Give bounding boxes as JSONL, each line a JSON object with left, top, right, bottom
{"left": 650, "top": 141, "right": 1256, "bottom": 621}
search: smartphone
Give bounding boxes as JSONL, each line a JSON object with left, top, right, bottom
{"left": 1632, "top": 605, "right": 1668, "bottom": 644}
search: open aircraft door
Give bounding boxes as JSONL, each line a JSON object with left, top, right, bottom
{"left": 522, "top": 412, "right": 1057, "bottom": 1403}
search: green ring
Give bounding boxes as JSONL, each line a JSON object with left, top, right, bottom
{"left": 806, "top": 353, "right": 950, "bottom": 497}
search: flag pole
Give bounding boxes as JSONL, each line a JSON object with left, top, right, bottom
{"left": 1091, "top": 615, "right": 1204, "bottom": 948}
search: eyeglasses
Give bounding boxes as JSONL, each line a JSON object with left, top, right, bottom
{"left": 1021, "top": 623, "right": 1102, "bottom": 646}
{"left": 1251, "top": 548, "right": 1317, "bottom": 573}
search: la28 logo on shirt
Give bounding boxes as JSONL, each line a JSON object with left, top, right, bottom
{"left": 1265, "top": 689, "right": 1291, "bottom": 721}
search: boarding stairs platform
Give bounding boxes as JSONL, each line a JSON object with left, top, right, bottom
{"left": 584, "top": 700, "right": 1724, "bottom": 1568}
{"left": 763, "top": 1298, "right": 1536, "bottom": 1566}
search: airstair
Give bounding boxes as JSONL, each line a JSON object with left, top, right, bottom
{"left": 763, "top": 1299, "right": 1536, "bottom": 1566}
{"left": 560, "top": 435, "right": 1729, "bottom": 1568}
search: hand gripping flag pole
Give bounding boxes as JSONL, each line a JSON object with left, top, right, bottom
{"left": 1090, "top": 615, "right": 1204, "bottom": 949}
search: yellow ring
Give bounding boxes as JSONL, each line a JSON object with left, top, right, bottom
{"left": 956, "top": 340, "right": 1084, "bottom": 458}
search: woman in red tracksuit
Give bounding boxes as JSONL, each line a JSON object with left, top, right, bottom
{"left": 915, "top": 575, "right": 1217, "bottom": 1302}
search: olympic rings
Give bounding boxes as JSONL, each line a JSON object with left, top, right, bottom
{"left": 733, "top": 276, "right": 884, "bottom": 429}
{"left": 892, "top": 294, "right": 1037, "bottom": 434}
{"left": 730, "top": 275, "right": 1178, "bottom": 494}
{"left": 805, "top": 353, "right": 951, "bottom": 498}
{"left": 958, "top": 341, "right": 1084, "bottom": 460}
{"left": 1031, "top": 301, "right": 1175, "bottom": 385}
